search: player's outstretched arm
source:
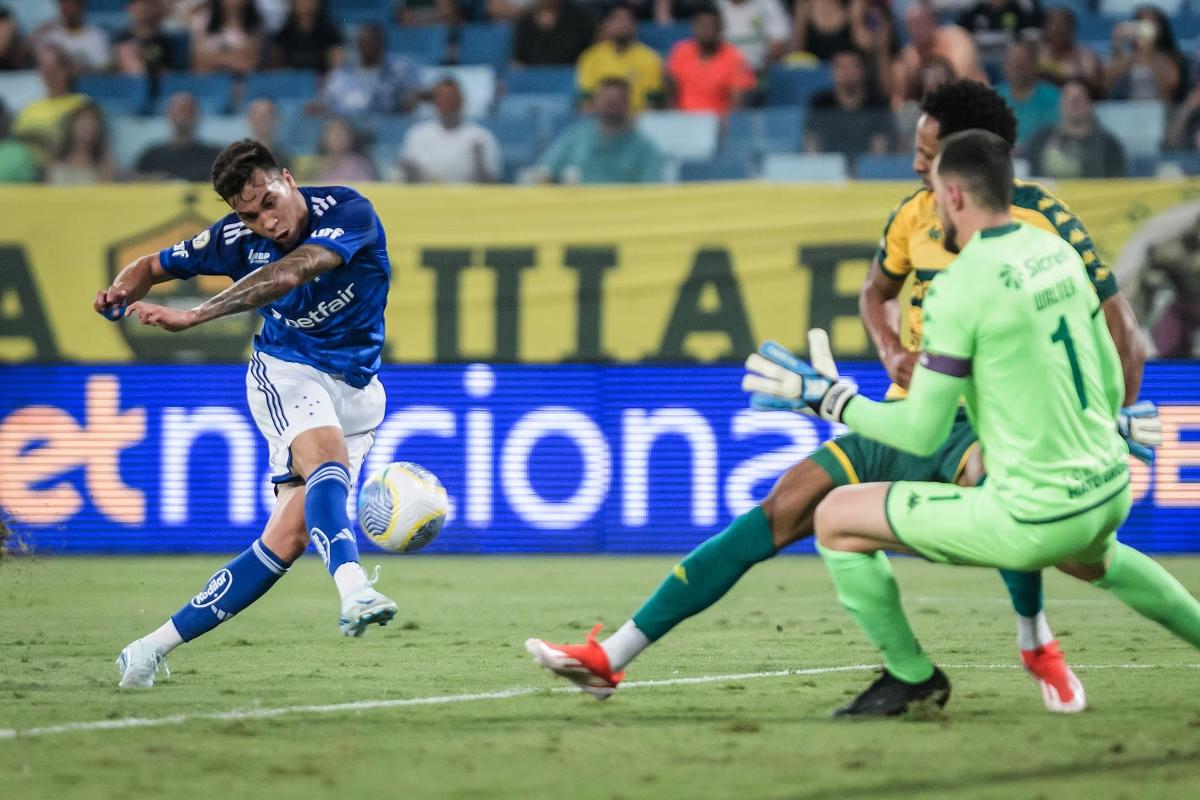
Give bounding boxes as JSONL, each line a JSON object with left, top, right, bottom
{"left": 841, "top": 360, "right": 963, "bottom": 457}
{"left": 859, "top": 261, "right": 916, "bottom": 388}
{"left": 127, "top": 244, "right": 343, "bottom": 332}
{"left": 94, "top": 253, "right": 174, "bottom": 319}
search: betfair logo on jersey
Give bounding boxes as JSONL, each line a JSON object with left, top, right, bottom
{"left": 312, "top": 227, "right": 344, "bottom": 240}
{"left": 270, "top": 283, "right": 356, "bottom": 328}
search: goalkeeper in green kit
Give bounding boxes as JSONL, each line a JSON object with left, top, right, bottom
{"left": 743, "top": 129, "right": 1200, "bottom": 717}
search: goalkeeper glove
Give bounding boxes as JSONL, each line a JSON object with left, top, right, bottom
{"left": 1117, "top": 400, "right": 1163, "bottom": 464}
{"left": 741, "top": 330, "right": 858, "bottom": 422}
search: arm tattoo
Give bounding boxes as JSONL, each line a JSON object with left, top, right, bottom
{"left": 191, "top": 245, "right": 343, "bottom": 324}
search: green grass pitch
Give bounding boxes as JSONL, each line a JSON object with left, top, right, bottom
{"left": 2, "top": 554, "right": 1199, "bottom": 800}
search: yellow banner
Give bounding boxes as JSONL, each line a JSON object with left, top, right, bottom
{"left": 2, "top": 180, "right": 1197, "bottom": 364}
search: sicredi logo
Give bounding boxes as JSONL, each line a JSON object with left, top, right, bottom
{"left": 269, "top": 283, "right": 356, "bottom": 328}
{"left": 312, "top": 227, "right": 344, "bottom": 240}
{"left": 191, "top": 568, "right": 233, "bottom": 608}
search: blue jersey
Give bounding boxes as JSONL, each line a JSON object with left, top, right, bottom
{"left": 159, "top": 186, "right": 390, "bottom": 388}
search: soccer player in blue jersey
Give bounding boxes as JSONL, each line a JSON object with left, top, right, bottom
{"left": 97, "top": 140, "right": 398, "bottom": 688}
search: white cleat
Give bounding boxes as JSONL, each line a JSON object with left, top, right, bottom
{"left": 338, "top": 566, "right": 398, "bottom": 637}
{"left": 116, "top": 639, "right": 170, "bottom": 689}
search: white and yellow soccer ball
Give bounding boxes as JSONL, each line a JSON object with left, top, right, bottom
{"left": 357, "top": 461, "right": 448, "bottom": 553}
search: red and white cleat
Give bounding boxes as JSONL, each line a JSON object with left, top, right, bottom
{"left": 525, "top": 623, "right": 625, "bottom": 700}
{"left": 1022, "top": 640, "right": 1086, "bottom": 713}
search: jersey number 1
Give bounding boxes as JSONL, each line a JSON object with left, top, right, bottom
{"left": 1050, "top": 315, "right": 1088, "bottom": 411}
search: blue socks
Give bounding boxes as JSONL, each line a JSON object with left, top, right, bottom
{"left": 305, "top": 461, "right": 361, "bottom": 576}
{"left": 171, "top": 538, "right": 290, "bottom": 642}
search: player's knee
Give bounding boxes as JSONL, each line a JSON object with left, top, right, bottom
{"left": 813, "top": 497, "right": 839, "bottom": 549}
{"left": 1057, "top": 560, "right": 1105, "bottom": 582}
{"left": 762, "top": 460, "right": 832, "bottom": 549}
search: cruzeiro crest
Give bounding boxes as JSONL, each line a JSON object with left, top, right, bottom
{"left": 106, "top": 191, "right": 257, "bottom": 362}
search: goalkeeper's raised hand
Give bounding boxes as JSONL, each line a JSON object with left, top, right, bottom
{"left": 741, "top": 330, "right": 858, "bottom": 422}
{"left": 1118, "top": 400, "right": 1163, "bottom": 464}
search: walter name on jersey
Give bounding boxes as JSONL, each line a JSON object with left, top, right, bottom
{"left": 159, "top": 186, "right": 390, "bottom": 388}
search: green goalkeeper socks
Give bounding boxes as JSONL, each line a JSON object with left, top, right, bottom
{"left": 1093, "top": 543, "right": 1200, "bottom": 649}
{"left": 817, "top": 544, "right": 935, "bottom": 684}
{"left": 631, "top": 506, "right": 777, "bottom": 641}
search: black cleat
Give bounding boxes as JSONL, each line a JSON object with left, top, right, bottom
{"left": 832, "top": 667, "right": 951, "bottom": 718}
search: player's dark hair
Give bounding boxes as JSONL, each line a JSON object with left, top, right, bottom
{"left": 920, "top": 80, "right": 1018, "bottom": 147}
{"left": 211, "top": 138, "right": 281, "bottom": 203}
{"left": 597, "top": 76, "right": 631, "bottom": 94}
{"left": 936, "top": 129, "right": 1014, "bottom": 212}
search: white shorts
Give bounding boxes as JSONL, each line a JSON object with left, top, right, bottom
{"left": 246, "top": 350, "right": 386, "bottom": 487}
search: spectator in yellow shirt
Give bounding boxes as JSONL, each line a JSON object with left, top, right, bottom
{"left": 13, "top": 43, "right": 89, "bottom": 161}
{"left": 577, "top": 4, "right": 664, "bottom": 112}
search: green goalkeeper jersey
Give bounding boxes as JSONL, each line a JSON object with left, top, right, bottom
{"left": 917, "top": 222, "right": 1128, "bottom": 521}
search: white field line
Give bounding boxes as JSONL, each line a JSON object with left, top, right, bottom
{"left": 2, "top": 662, "right": 1198, "bottom": 742}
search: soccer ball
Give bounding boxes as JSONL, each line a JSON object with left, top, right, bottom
{"left": 357, "top": 461, "right": 448, "bottom": 553}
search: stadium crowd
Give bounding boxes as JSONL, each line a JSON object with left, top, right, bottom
{"left": 1, "top": 0, "right": 1200, "bottom": 186}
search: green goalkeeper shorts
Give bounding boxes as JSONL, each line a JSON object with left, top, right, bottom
{"left": 886, "top": 480, "right": 1133, "bottom": 571}
{"left": 811, "top": 409, "right": 978, "bottom": 488}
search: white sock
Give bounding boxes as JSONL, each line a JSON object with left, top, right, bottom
{"left": 1016, "top": 611, "right": 1055, "bottom": 651}
{"left": 600, "top": 620, "right": 651, "bottom": 672}
{"left": 333, "top": 562, "right": 369, "bottom": 600}
{"left": 143, "top": 620, "right": 183, "bottom": 655}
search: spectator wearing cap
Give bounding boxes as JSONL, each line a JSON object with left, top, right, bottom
{"left": 666, "top": 6, "right": 755, "bottom": 115}
{"left": 0, "top": 5, "right": 32, "bottom": 70}
{"left": 47, "top": 102, "right": 116, "bottom": 184}
{"left": 1027, "top": 80, "right": 1126, "bottom": 179}
{"left": 318, "top": 23, "right": 421, "bottom": 116}
{"left": 114, "top": 0, "right": 177, "bottom": 76}
{"left": 805, "top": 49, "right": 893, "bottom": 161}
{"left": 512, "top": 0, "right": 596, "bottom": 66}
{"left": 270, "top": 0, "right": 344, "bottom": 73}
{"left": 1037, "top": 7, "right": 1103, "bottom": 98}
{"left": 997, "top": 39, "right": 1059, "bottom": 153}
{"left": 534, "top": 76, "right": 662, "bottom": 184}
{"left": 131, "top": 92, "right": 223, "bottom": 182}
{"left": 398, "top": 77, "right": 501, "bottom": 184}
{"left": 0, "top": 98, "right": 37, "bottom": 182}
{"left": 12, "top": 44, "right": 89, "bottom": 159}
{"left": 577, "top": 4, "right": 664, "bottom": 112}
{"left": 35, "top": 0, "right": 111, "bottom": 73}
{"left": 192, "top": 0, "right": 264, "bottom": 74}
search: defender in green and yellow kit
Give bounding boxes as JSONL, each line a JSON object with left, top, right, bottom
{"left": 752, "top": 130, "right": 1200, "bottom": 718}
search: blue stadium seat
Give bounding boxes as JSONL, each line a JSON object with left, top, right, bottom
{"left": 680, "top": 158, "right": 753, "bottom": 182}
{"left": 1095, "top": 99, "right": 1165, "bottom": 160}
{"left": 484, "top": 115, "right": 542, "bottom": 172}
{"left": 855, "top": 153, "right": 914, "bottom": 180}
{"left": 761, "top": 153, "right": 847, "bottom": 183}
{"left": 458, "top": 23, "right": 513, "bottom": 71}
{"left": 637, "top": 111, "right": 719, "bottom": 161}
{"left": 720, "top": 110, "right": 757, "bottom": 161}
{"left": 0, "top": 71, "right": 45, "bottom": 114}
{"left": 331, "top": 0, "right": 392, "bottom": 24}
{"left": 496, "top": 93, "right": 574, "bottom": 122}
{"left": 77, "top": 75, "right": 151, "bottom": 114}
{"left": 1159, "top": 150, "right": 1200, "bottom": 175}
{"left": 244, "top": 71, "right": 319, "bottom": 104}
{"left": 765, "top": 65, "right": 832, "bottom": 107}
{"left": 197, "top": 115, "right": 252, "bottom": 148}
{"left": 110, "top": 115, "right": 171, "bottom": 172}
{"left": 362, "top": 115, "right": 417, "bottom": 149}
{"left": 760, "top": 106, "right": 805, "bottom": 154}
{"left": 1099, "top": 0, "right": 1183, "bottom": 16}
{"left": 638, "top": 22, "right": 691, "bottom": 57}
{"left": 506, "top": 66, "right": 576, "bottom": 95}
{"left": 154, "top": 73, "right": 235, "bottom": 114}
{"left": 387, "top": 24, "right": 447, "bottom": 64}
